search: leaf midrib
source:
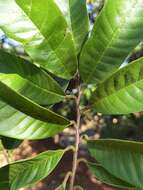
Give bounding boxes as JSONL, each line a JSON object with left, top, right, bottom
{"left": 90, "top": 146, "right": 143, "bottom": 188}
{"left": 10, "top": 152, "right": 64, "bottom": 189}
{"left": 89, "top": 163, "right": 134, "bottom": 188}
{"left": 0, "top": 81, "right": 69, "bottom": 124}
{"left": 86, "top": 1, "right": 138, "bottom": 83}
{"left": 1, "top": 74, "right": 65, "bottom": 101}
{"left": 15, "top": 0, "right": 72, "bottom": 77}
{"left": 94, "top": 77, "right": 143, "bottom": 106}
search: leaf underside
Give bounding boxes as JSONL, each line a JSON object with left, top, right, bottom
{"left": 88, "top": 139, "right": 143, "bottom": 189}
{"left": 89, "top": 163, "right": 134, "bottom": 189}
{"left": 0, "top": 149, "right": 65, "bottom": 190}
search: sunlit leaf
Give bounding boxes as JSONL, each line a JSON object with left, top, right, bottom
{"left": 80, "top": 0, "right": 143, "bottom": 84}
{"left": 91, "top": 57, "right": 143, "bottom": 114}
{"left": 55, "top": 0, "right": 89, "bottom": 53}
{"left": 0, "top": 0, "right": 77, "bottom": 79}
{"left": 0, "top": 149, "right": 65, "bottom": 190}
{"left": 0, "top": 50, "right": 65, "bottom": 105}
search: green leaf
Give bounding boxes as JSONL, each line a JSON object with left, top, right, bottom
{"left": 88, "top": 163, "right": 134, "bottom": 189}
{"left": 0, "top": 0, "right": 77, "bottom": 79}
{"left": 88, "top": 139, "right": 143, "bottom": 189}
{"left": 0, "top": 80, "right": 69, "bottom": 139}
{"left": 0, "top": 80, "right": 69, "bottom": 125}
{"left": 1, "top": 137, "right": 22, "bottom": 150}
{"left": 0, "top": 99, "right": 68, "bottom": 140}
{"left": 55, "top": 0, "right": 89, "bottom": 53}
{"left": 0, "top": 50, "right": 65, "bottom": 105}
{"left": 0, "top": 77, "right": 69, "bottom": 139}
{"left": 80, "top": 0, "right": 143, "bottom": 84}
{"left": 91, "top": 57, "right": 143, "bottom": 114}
{"left": 0, "top": 140, "right": 3, "bottom": 151}
{"left": 0, "top": 149, "right": 65, "bottom": 190}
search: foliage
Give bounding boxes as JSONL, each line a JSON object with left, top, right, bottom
{"left": 0, "top": 149, "right": 65, "bottom": 190}
{"left": 0, "top": 0, "right": 143, "bottom": 190}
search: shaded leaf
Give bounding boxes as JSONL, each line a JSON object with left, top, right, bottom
{"left": 1, "top": 137, "right": 22, "bottom": 150}
{"left": 80, "top": 0, "right": 143, "bottom": 84}
{"left": 0, "top": 0, "right": 77, "bottom": 79}
{"left": 55, "top": 0, "right": 89, "bottom": 53}
{"left": 0, "top": 149, "right": 65, "bottom": 190}
{"left": 91, "top": 57, "right": 143, "bottom": 114}
{"left": 0, "top": 140, "right": 3, "bottom": 151}
{"left": 0, "top": 50, "right": 65, "bottom": 105}
{"left": 88, "top": 139, "right": 143, "bottom": 189}
{"left": 48, "top": 72, "right": 70, "bottom": 91}
{"left": 89, "top": 163, "right": 134, "bottom": 189}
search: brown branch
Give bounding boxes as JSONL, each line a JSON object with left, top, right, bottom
{"left": 69, "top": 79, "right": 82, "bottom": 190}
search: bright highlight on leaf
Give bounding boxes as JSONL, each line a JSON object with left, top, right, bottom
{"left": 0, "top": 49, "right": 70, "bottom": 140}
{"left": 0, "top": 0, "right": 77, "bottom": 79}
{"left": 91, "top": 57, "right": 143, "bottom": 114}
{"left": 0, "top": 99, "right": 69, "bottom": 140}
{"left": 1, "top": 0, "right": 143, "bottom": 189}
{"left": 55, "top": 0, "right": 89, "bottom": 53}
{"left": 80, "top": 0, "right": 143, "bottom": 84}
{"left": 0, "top": 50, "right": 65, "bottom": 105}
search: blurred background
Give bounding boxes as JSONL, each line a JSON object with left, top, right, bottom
{"left": 1, "top": 0, "right": 143, "bottom": 189}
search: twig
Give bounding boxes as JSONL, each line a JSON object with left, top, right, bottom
{"left": 69, "top": 75, "right": 82, "bottom": 190}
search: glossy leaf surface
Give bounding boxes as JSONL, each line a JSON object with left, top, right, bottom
{"left": 0, "top": 0, "right": 77, "bottom": 79}
{"left": 89, "top": 163, "right": 134, "bottom": 189}
{"left": 0, "top": 50, "right": 65, "bottom": 105}
{"left": 0, "top": 149, "right": 65, "bottom": 190}
{"left": 0, "top": 99, "right": 68, "bottom": 140}
{"left": 88, "top": 139, "right": 143, "bottom": 189}
{"left": 0, "top": 77, "right": 69, "bottom": 139}
{"left": 80, "top": 0, "right": 143, "bottom": 84}
{"left": 91, "top": 57, "right": 143, "bottom": 114}
{"left": 0, "top": 80, "right": 69, "bottom": 125}
{"left": 55, "top": 0, "right": 89, "bottom": 53}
